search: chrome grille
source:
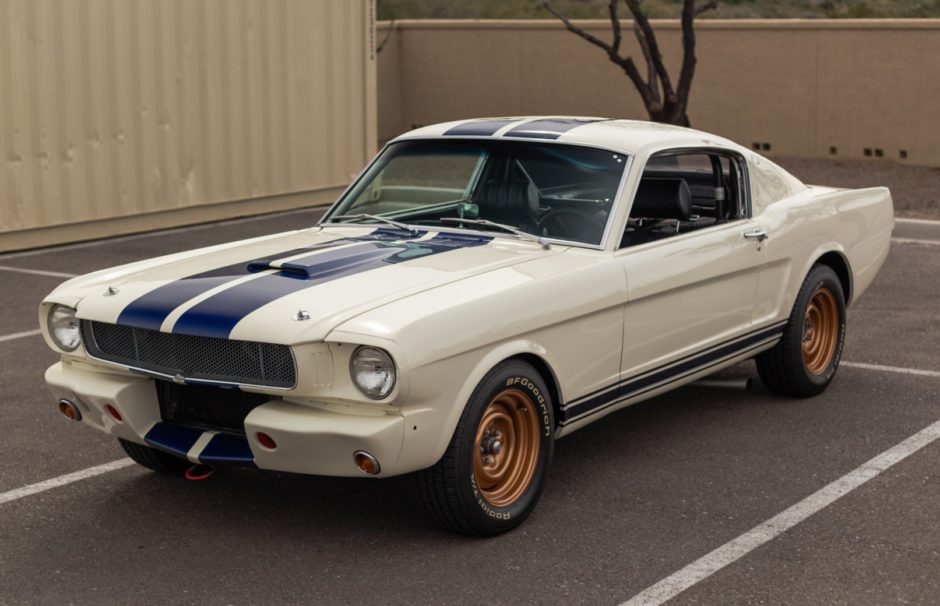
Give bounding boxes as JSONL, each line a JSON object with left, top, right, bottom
{"left": 82, "top": 321, "right": 296, "bottom": 388}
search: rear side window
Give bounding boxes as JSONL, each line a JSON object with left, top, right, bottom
{"left": 620, "top": 150, "right": 748, "bottom": 248}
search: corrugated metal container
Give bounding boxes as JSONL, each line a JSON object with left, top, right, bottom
{"left": 0, "top": 0, "right": 376, "bottom": 252}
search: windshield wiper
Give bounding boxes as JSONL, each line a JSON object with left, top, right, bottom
{"left": 329, "top": 214, "right": 420, "bottom": 236}
{"left": 439, "top": 218, "right": 551, "bottom": 250}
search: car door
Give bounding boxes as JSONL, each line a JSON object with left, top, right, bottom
{"left": 615, "top": 150, "right": 770, "bottom": 402}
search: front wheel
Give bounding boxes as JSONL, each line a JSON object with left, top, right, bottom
{"left": 417, "top": 360, "right": 554, "bottom": 536}
{"left": 756, "top": 264, "right": 846, "bottom": 397}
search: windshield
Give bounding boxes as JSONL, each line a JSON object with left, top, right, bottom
{"left": 325, "top": 139, "right": 628, "bottom": 246}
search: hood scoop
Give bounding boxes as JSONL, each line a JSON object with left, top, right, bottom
{"left": 245, "top": 245, "right": 398, "bottom": 280}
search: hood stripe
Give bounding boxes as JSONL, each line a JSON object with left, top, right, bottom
{"left": 115, "top": 228, "right": 418, "bottom": 332}
{"left": 170, "top": 232, "right": 493, "bottom": 339}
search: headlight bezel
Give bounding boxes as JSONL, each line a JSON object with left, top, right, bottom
{"left": 349, "top": 345, "right": 397, "bottom": 400}
{"left": 47, "top": 304, "right": 82, "bottom": 352}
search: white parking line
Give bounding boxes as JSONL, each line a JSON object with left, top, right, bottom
{"left": 620, "top": 418, "right": 940, "bottom": 606}
{"left": 0, "top": 264, "right": 77, "bottom": 279}
{"left": 0, "top": 328, "right": 42, "bottom": 343}
{"left": 0, "top": 458, "right": 134, "bottom": 506}
{"left": 891, "top": 237, "right": 940, "bottom": 246}
{"left": 895, "top": 217, "right": 940, "bottom": 226}
{"left": 0, "top": 360, "right": 934, "bottom": 535}
{"left": 842, "top": 361, "right": 940, "bottom": 379}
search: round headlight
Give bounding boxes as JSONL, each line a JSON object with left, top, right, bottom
{"left": 47, "top": 304, "right": 81, "bottom": 352}
{"left": 349, "top": 346, "right": 396, "bottom": 400}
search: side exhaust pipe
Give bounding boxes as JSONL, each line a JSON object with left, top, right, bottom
{"left": 690, "top": 377, "right": 752, "bottom": 391}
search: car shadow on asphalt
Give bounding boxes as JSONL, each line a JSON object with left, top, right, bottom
{"left": 94, "top": 364, "right": 794, "bottom": 544}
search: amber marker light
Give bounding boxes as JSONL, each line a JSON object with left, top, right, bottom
{"left": 354, "top": 451, "right": 381, "bottom": 475}
{"left": 57, "top": 399, "right": 82, "bottom": 421}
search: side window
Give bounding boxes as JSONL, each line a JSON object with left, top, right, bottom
{"left": 619, "top": 150, "right": 748, "bottom": 249}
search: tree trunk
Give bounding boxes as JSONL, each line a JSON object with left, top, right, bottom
{"left": 647, "top": 102, "right": 690, "bottom": 127}
{"left": 544, "top": 0, "right": 715, "bottom": 128}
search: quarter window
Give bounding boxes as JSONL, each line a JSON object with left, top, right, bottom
{"left": 619, "top": 150, "right": 748, "bottom": 248}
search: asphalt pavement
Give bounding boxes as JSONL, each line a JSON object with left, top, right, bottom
{"left": 0, "top": 211, "right": 937, "bottom": 605}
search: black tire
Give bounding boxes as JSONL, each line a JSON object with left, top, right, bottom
{"left": 417, "top": 359, "right": 555, "bottom": 536}
{"left": 756, "top": 264, "right": 846, "bottom": 397}
{"left": 119, "top": 438, "right": 191, "bottom": 474}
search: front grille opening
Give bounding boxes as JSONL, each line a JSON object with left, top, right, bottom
{"left": 82, "top": 321, "right": 296, "bottom": 388}
{"left": 156, "top": 381, "right": 270, "bottom": 434}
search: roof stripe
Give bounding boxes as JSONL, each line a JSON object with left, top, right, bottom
{"left": 504, "top": 118, "right": 604, "bottom": 140}
{"left": 443, "top": 118, "right": 519, "bottom": 137}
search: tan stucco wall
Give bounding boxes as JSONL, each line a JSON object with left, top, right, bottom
{"left": 377, "top": 19, "right": 940, "bottom": 166}
{"left": 0, "top": 0, "right": 377, "bottom": 253}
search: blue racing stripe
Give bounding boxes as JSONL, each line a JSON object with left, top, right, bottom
{"left": 199, "top": 432, "right": 255, "bottom": 466}
{"left": 504, "top": 118, "right": 603, "bottom": 140}
{"left": 171, "top": 232, "right": 493, "bottom": 339}
{"left": 560, "top": 322, "right": 786, "bottom": 424}
{"left": 443, "top": 118, "right": 518, "bottom": 137}
{"left": 144, "top": 422, "right": 203, "bottom": 459}
{"left": 115, "top": 228, "right": 421, "bottom": 332}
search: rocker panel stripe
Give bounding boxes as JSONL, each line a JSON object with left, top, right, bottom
{"left": 560, "top": 321, "right": 787, "bottom": 425}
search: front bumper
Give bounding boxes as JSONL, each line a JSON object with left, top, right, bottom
{"left": 45, "top": 361, "right": 407, "bottom": 477}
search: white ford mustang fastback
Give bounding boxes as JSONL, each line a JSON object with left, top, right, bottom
{"left": 42, "top": 117, "right": 893, "bottom": 535}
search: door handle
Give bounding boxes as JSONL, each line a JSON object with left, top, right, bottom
{"left": 743, "top": 229, "right": 768, "bottom": 242}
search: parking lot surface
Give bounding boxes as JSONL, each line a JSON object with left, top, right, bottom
{"left": 0, "top": 210, "right": 937, "bottom": 605}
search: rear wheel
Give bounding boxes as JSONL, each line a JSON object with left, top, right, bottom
{"left": 417, "top": 360, "right": 554, "bottom": 536}
{"left": 756, "top": 264, "right": 846, "bottom": 397}
{"left": 119, "top": 438, "right": 191, "bottom": 474}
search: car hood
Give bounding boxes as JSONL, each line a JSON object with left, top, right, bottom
{"left": 52, "top": 225, "right": 560, "bottom": 344}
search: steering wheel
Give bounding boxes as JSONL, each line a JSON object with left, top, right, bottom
{"left": 537, "top": 208, "right": 607, "bottom": 242}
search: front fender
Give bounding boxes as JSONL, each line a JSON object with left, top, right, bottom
{"left": 393, "top": 338, "right": 562, "bottom": 474}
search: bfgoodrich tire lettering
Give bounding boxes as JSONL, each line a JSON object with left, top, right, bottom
{"left": 756, "top": 264, "right": 846, "bottom": 397}
{"left": 417, "top": 360, "right": 554, "bottom": 536}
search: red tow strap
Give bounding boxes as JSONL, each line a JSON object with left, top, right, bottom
{"left": 185, "top": 464, "right": 215, "bottom": 481}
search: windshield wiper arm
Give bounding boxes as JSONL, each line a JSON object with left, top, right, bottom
{"left": 439, "top": 218, "right": 550, "bottom": 249}
{"left": 329, "top": 214, "right": 420, "bottom": 236}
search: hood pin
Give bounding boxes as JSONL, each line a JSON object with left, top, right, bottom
{"left": 293, "top": 310, "right": 311, "bottom": 321}
{"left": 103, "top": 286, "right": 119, "bottom": 296}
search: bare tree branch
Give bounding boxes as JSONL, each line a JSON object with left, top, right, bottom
{"left": 675, "top": 0, "right": 701, "bottom": 121}
{"left": 542, "top": 3, "right": 616, "bottom": 55}
{"left": 376, "top": 18, "right": 396, "bottom": 54}
{"left": 541, "top": 2, "right": 655, "bottom": 109}
{"left": 695, "top": 1, "right": 719, "bottom": 16}
{"left": 542, "top": 0, "right": 716, "bottom": 125}
{"left": 607, "top": 0, "right": 622, "bottom": 54}
{"left": 624, "top": 0, "right": 675, "bottom": 103}
{"left": 633, "top": 22, "right": 660, "bottom": 106}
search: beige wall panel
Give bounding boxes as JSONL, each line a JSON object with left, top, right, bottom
{"left": 816, "top": 26, "right": 940, "bottom": 164}
{"left": 690, "top": 26, "right": 819, "bottom": 157}
{"left": 0, "top": 0, "right": 375, "bottom": 251}
{"left": 378, "top": 19, "right": 940, "bottom": 167}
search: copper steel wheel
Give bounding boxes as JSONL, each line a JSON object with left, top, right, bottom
{"left": 756, "top": 264, "right": 846, "bottom": 398}
{"left": 473, "top": 389, "right": 541, "bottom": 508}
{"left": 802, "top": 286, "right": 839, "bottom": 375}
{"left": 417, "top": 359, "right": 554, "bottom": 536}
